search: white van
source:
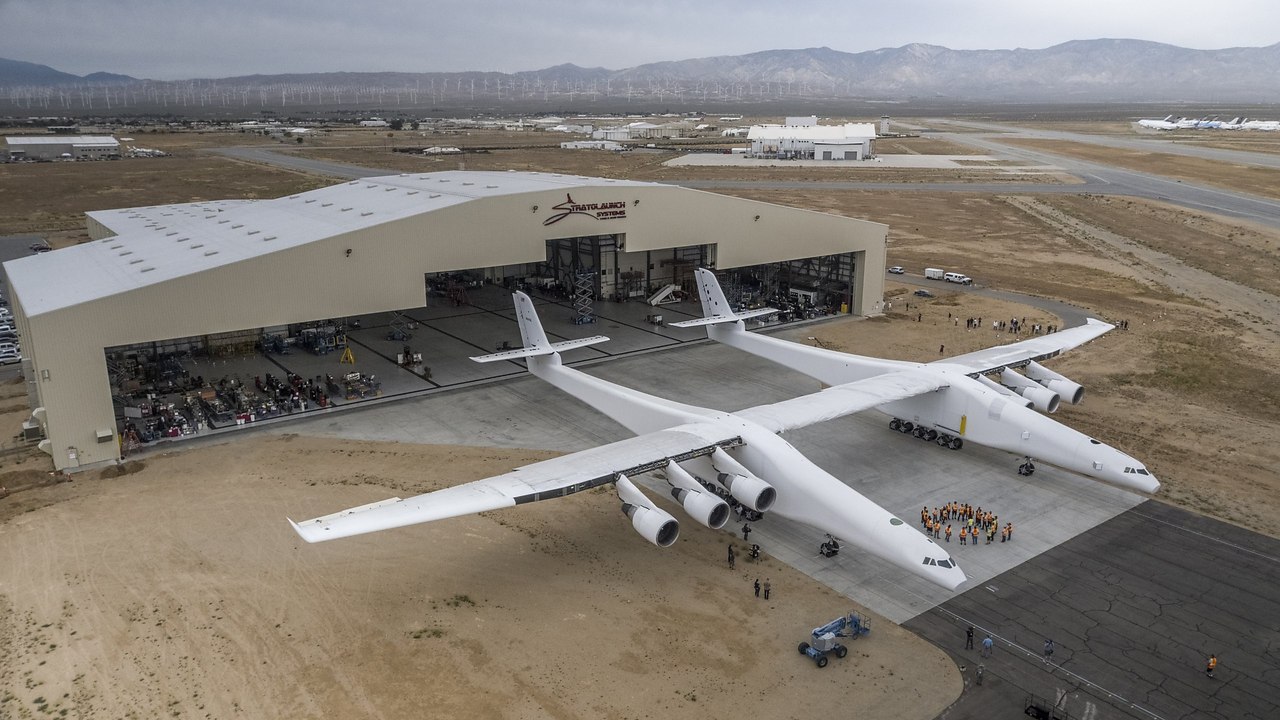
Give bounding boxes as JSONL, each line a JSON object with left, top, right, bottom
{"left": 924, "top": 268, "right": 944, "bottom": 280}
{"left": 943, "top": 272, "right": 972, "bottom": 285}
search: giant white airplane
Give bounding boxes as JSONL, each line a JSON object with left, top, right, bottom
{"left": 673, "top": 269, "right": 1160, "bottom": 495}
{"left": 289, "top": 291, "right": 966, "bottom": 590}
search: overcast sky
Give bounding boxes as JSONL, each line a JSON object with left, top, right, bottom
{"left": 3, "top": 0, "right": 1276, "bottom": 80}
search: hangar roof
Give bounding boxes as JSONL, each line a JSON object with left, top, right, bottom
{"left": 5, "top": 171, "right": 659, "bottom": 317}
{"left": 4, "top": 135, "right": 119, "bottom": 147}
{"left": 747, "top": 123, "right": 876, "bottom": 141}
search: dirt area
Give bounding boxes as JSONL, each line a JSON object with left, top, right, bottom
{"left": 1002, "top": 138, "right": 1280, "bottom": 201}
{"left": 0, "top": 435, "right": 957, "bottom": 720}
{"left": 0, "top": 156, "right": 329, "bottom": 236}
{"left": 873, "top": 136, "right": 973, "bottom": 155}
{"left": 293, "top": 145, "right": 1064, "bottom": 185}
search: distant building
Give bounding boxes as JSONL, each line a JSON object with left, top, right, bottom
{"left": 747, "top": 123, "right": 877, "bottom": 160}
{"left": 358, "top": 120, "right": 389, "bottom": 128}
{"left": 5, "top": 135, "right": 120, "bottom": 161}
{"left": 785, "top": 116, "right": 818, "bottom": 127}
{"left": 592, "top": 121, "right": 691, "bottom": 142}
{"left": 561, "top": 140, "right": 624, "bottom": 151}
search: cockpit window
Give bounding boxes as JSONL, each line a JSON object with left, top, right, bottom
{"left": 1089, "top": 439, "right": 1101, "bottom": 445}
{"left": 923, "top": 558, "right": 937, "bottom": 566}
{"left": 1137, "top": 468, "right": 1150, "bottom": 475}
{"left": 937, "top": 559, "right": 953, "bottom": 569}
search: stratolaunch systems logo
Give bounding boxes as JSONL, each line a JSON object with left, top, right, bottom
{"left": 542, "top": 193, "right": 628, "bottom": 226}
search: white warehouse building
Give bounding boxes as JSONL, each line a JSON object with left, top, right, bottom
{"left": 748, "top": 123, "right": 877, "bottom": 160}
{"left": 5, "top": 135, "right": 120, "bottom": 161}
{"left": 5, "top": 170, "right": 888, "bottom": 471}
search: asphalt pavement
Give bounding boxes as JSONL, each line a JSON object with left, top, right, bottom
{"left": 909, "top": 500, "right": 1280, "bottom": 720}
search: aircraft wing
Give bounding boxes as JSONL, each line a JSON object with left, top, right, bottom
{"left": 936, "top": 318, "right": 1114, "bottom": 375}
{"left": 736, "top": 371, "right": 948, "bottom": 434}
{"left": 289, "top": 426, "right": 740, "bottom": 543}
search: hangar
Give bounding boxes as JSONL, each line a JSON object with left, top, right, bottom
{"left": 4, "top": 170, "right": 887, "bottom": 471}
{"left": 748, "top": 123, "right": 877, "bottom": 160}
{"left": 4, "top": 135, "right": 120, "bottom": 161}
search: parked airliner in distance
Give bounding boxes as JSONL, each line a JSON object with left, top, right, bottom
{"left": 674, "top": 269, "right": 1159, "bottom": 495}
{"left": 290, "top": 292, "right": 967, "bottom": 591}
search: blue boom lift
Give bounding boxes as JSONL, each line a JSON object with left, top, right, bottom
{"left": 797, "top": 612, "right": 871, "bottom": 668}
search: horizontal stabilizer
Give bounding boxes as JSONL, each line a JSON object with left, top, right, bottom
{"left": 670, "top": 308, "right": 779, "bottom": 328}
{"left": 471, "top": 335, "right": 609, "bottom": 363}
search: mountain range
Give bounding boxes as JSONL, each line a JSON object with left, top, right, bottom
{"left": 2, "top": 39, "right": 1278, "bottom": 112}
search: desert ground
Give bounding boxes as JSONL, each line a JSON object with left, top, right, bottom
{"left": 3, "top": 118, "right": 1279, "bottom": 718}
{"left": 0, "top": 435, "right": 957, "bottom": 720}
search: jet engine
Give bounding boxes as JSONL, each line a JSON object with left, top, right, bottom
{"left": 1024, "top": 361, "right": 1085, "bottom": 404}
{"left": 974, "top": 374, "right": 1034, "bottom": 409}
{"left": 709, "top": 448, "right": 777, "bottom": 513}
{"left": 616, "top": 474, "right": 679, "bottom": 547}
{"left": 999, "top": 369, "right": 1061, "bottom": 414}
{"left": 663, "top": 460, "right": 731, "bottom": 529}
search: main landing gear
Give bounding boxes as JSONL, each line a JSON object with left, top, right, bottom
{"left": 819, "top": 535, "right": 841, "bottom": 558}
{"left": 1018, "top": 457, "right": 1036, "bottom": 476}
{"left": 889, "top": 418, "right": 963, "bottom": 450}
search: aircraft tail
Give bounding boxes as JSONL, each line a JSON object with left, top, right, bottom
{"left": 471, "top": 291, "right": 609, "bottom": 362}
{"left": 670, "top": 268, "right": 778, "bottom": 328}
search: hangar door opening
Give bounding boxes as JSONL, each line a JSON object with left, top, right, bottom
{"left": 541, "top": 234, "right": 713, "bottom": 303}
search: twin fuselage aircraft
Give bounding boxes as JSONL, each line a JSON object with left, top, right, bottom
{"left": 290, "top": 270, "right": 1158, "bottom": 593}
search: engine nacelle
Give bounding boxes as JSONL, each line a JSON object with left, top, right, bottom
{"left": 671, "top": 487, "right": 731, "bottom": 529}
{"left": 617, "top": 475, "right": 679, "bottom": 547}
{"left": 999, "top": 369, "right": 1061, "bottom": 414}
{"left": 1024, "top": 361, "right": 1085, "bottom": 404}
{"left": 975, "top": 373, "right": 1034, "bottom": 409}
{"left": 709, "top": 448, "right": 776, "bottom": 512}
{"left": 720, "top": 473, "right": 776, "bottom": 513}
{"left": 664, "top": 461, "right": 730, "bottom": 529}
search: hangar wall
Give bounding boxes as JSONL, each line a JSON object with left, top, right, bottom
{"left": 14, "top": 175, "right": 886, "bottom": 470}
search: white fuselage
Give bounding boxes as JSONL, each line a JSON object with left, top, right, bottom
{"left": 529, "top": 354, "right": 966, "bottom": 589}
{"left": 709, "top": 325, "right": 1159, "bottom": 494}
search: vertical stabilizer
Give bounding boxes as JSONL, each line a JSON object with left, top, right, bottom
{"left": 694, "top": 267, "right": 734, "bottom": 318}
{"left": 514, "top": 291, "right": 551, "bottom": 350}
{"left": 670, "top": 268, "right": 779, "bottom": 328}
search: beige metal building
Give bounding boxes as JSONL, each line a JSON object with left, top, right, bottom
{"left": 4, "top": 171, "right": 886, "bottom": 471}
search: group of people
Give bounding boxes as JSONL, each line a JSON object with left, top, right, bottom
{"left": 920, "top": 502, "right": 1014, "bottom": 546}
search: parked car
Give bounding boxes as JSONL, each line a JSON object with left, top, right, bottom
{"left": 913, "top": 289, "right": 934, "bottom": 298}
{"left": 888, "top": 266, "right": 905, "bottom": 274}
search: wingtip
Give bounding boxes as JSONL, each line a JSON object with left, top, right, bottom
{"left": 287, "top": 517, "right": 321, "bottom": 544}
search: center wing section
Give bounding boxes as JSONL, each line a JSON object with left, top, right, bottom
{"left": 288, "top": 426, "right": 741, "bottom": 543}
{"left": 939, "top": 318, "right": 1114, "bottom": 375}
{"left": 737, "top": 370, "right": 948, "bottom": 434}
